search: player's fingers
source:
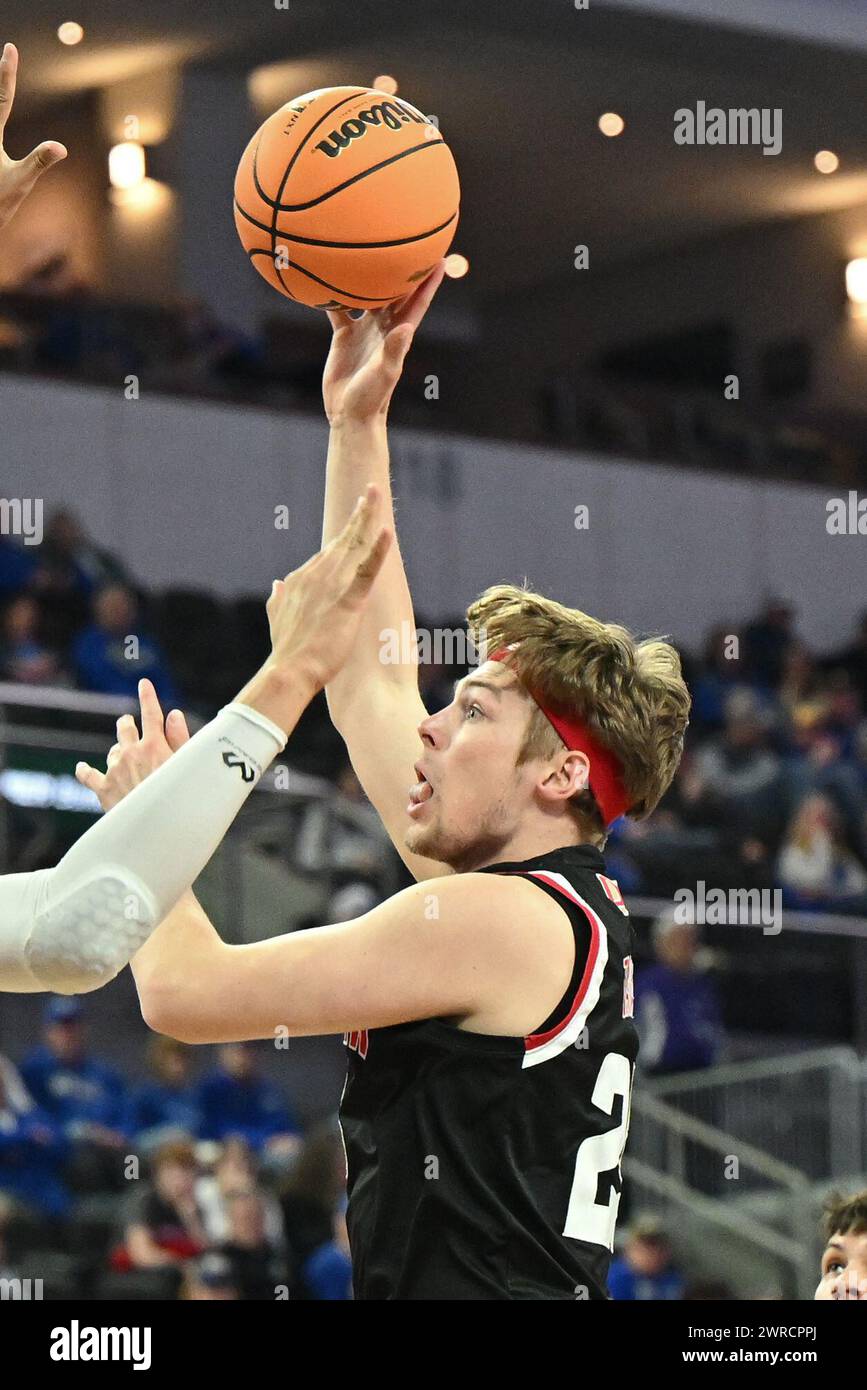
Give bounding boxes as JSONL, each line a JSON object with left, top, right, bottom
{"left": 116, "top": 713, "right": 139, "bottom": 747}
{"left": 383, "top": 323, "right": 414, "bottom": 368}
{"left": 325, "top": 307, "right": 354, "bottom": 333}
{"left": 0, "top": 43, "right": 19, "bottom": 135}
{"left": 392, "top": 261, "right": 447, "bottom": 332}
{"left": 165, "top": 709, "right": 191, "bottom": 751}
{"left": 138, "top": 678, "right": 165, "bottom": 742}
{"left": 75, "top": 761, "right": 106, "bottom": 795}
{"left": 105, "top": 742, "right": 124, "bottom": 770}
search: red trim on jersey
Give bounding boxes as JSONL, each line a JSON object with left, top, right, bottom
{"left": 597, "top": 872, "right": 629, "bottom": 915}
{"left": 504, "top": 870, "right": 602, "bottom": 1051}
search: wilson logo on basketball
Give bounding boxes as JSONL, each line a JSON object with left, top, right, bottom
{"left": 281, "top": 102, "right": 310, "bottom": 133}
{"left": 314, "top": 100, "right": 430, "bottom": 159}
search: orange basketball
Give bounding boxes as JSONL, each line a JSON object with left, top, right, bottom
{"left": 234, "top": 87, "right": 461, "bottom": 311}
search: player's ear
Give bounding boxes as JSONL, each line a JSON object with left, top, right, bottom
{"left": 538, "top": 750, "right": 589, "bottom": 804}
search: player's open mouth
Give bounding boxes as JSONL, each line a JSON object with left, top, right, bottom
{"left": 407, "top": 765, "right": 434, "bottom": 816}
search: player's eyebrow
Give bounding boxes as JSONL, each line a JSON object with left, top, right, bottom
{"left": 453, "top": 677, "right": 506, "bottom": 701}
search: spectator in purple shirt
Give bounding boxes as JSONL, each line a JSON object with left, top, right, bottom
{"left": 635, "top": 910, "right": 724, "bottom": 1076}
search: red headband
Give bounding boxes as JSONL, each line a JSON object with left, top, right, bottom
{"left": 489, "top": 646, "right": 630, "bottom": 826}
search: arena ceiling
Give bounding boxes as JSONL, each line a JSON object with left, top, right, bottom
{"left": 8, "top": 0, "right": 867, "bottom": 297}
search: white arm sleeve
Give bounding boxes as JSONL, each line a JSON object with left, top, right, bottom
{"left": 0, "top": 702, "right": 286, "bottom": 995}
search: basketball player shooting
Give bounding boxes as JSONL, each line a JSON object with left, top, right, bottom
{"left": 79, "top": 265, "right": 690, "bottom": 1301}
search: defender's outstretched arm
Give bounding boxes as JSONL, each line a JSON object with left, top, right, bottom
{"left": 0, "top": 492, "right": 389, "bottom": 996}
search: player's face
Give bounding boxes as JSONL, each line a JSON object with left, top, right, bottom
{"left": 406, "top": 661, "right": 545, "bottom": 871}
{"left": 814, "top": 1230, "right": 867, "bottom": 1299}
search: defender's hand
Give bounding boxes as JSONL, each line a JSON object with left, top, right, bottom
{"left": 265, "top": 484, "right": 391, "bottom": 692}
{"left": 75, "top": 680, "right": 191, "bottom": 811}
{"left": 0, "top": 44, "right": 67, "bottom": 231}
{"left": 322, "top": 260, "right": 446, "bottom": 424}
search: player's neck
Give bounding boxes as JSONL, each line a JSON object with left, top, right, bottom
{"left": 470, "top": 821, "right": 600, "bottom": 872}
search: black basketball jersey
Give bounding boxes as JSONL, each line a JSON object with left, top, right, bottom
{"left": 339, "top": 843, "right": 639, "bottom": 1300}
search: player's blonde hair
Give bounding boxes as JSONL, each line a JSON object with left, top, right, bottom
{"left": 466, "top": 583, "right": 691, "bottom": 845}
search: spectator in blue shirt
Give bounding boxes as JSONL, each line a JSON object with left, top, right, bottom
{"left": 303, "top": 1202, "right": 353, "bottom": 1300}
{"left": 38, "top": 510, "right": 130, "bottom": 599}
{"left": 126, "top": 1036, "right": 201, "bottom": 1152}
{"left": 636, "top": 911, "right": 724, "bottom": 1076}
{"left": 72, "top": 583, "right": 179, "bottom": 705}
{"left": 609, "top": 1218, "right": 686, "bottom": 1300}
{"left": 0, "top": 1052, "right": 71, "bottom": 1219}
{"left": 20, "top": 996, "right": 128, "bottom": 1192}
{"left": 196, "top": 1044, "right": 299, "bottom": 1167}
{"left": 0, "top": 536, "right": 38, "bottom": 596}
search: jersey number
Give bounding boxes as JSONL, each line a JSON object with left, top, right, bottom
{"left": 562, "top": 1051, "right": 633, "bottom": 1250}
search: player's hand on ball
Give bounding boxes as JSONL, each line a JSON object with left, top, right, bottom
{"left": 75, "top": 680, "right": 190, "bottom": 811}
{"left": 0, "top": 44, "right": 66, "bottom": 232}
{"left": 265, "top": 483, "right": 391, "bottom": 691}
{"left": 322, "top": 260, "right": 447, "bottom": 424}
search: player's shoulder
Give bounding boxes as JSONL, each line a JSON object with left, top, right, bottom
{"left": 401, "top": 871, "right": 575, "bottom": 959}
{"left": 407, "top": 868, "right": 562, "bottom": 915}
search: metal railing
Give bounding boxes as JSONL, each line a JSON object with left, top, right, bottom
{"left": 627, "top": 1047, "right": 867, "bottom": 1297}
{"left": 646, "top": 1046, "right": 866, "bottom": 1181}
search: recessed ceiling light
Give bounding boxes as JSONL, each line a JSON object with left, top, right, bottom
{"left": 598, "top": 112, "right": 625, "bottom": 137}
{"left": 57, "top": 22, "right": 84, "bottom": 46}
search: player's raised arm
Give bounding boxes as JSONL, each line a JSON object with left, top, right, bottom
{"left": 321, "top": 262, "right": 453, "bottom": 882}
{"left": 0, "top": 43, "right": 66, "bottom": 231}
{"left": 0, "top": 491, "right": 389, "bottom": 996}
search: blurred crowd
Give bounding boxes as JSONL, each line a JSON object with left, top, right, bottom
{"left": 0, "top": 996, "right": 349, "bottom": 1300}
{"left": 610, "top": 600, "right": 867, "bottom": 914}
{"left": 2, "top": 519, "right": 867, "bottom": 915}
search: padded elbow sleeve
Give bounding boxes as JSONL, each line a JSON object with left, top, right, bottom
{"left": 25, "top": 865, "right": 159, "bottom": 995}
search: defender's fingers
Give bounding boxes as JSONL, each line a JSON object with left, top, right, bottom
{"left": 343, "top": 526, "right": 393, "bottom": 602}
{"left": 138, "top": 678, "right": 165, "bottom": 741}
{"left": 315, "top": 488, "right": 372, "bottom": 571}
{"left": 18, "top": 140, "right": 67, "bottom": 183}
{"left": 338, "top": 484, "right": 381, "bottom": 556}
{"left": 116, "top": 714, "right": 139, "bottom": 747}
{"left": 75, "top": 761, "right": 106, "bottom": 795}
{"left": 165, "top": 709, "right": 191, "bottom": 752}
{"left": 0, "top": 43, "right": 18, "bottom": 134}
